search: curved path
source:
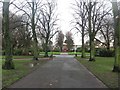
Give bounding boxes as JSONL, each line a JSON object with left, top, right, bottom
{"left": 10, "top": 54, "right": 107, "bottom": 88}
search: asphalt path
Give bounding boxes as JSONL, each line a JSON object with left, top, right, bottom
{"left": 10, "top": 54, "right": 107, "bottom": 88}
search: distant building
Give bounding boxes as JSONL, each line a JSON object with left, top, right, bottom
{"left": 62, "top": 43, "right": 68, "bottom": 52}
{"left": 73, "top": 44, "right": 81, "bottom": 51}
{"left": 62, "top": 43, "right": 81, "bottom": 52}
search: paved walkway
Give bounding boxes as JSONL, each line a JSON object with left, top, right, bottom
{"left": 9, "top": 54, "right": 107, "bottom": 88}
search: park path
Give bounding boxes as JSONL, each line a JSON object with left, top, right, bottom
{"left": 9, "top": 53, "right": 107, "bottom": 88}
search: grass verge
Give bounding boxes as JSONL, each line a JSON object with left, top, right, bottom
{"left": 68, "top": 52, "right": 90, "bottom": 55}
{"left": 0, "top": 55, "right": 45, "bottom": 59}
{"left": 76, "top": 56, "right": 118, "bottom": 88}
{"left": 40, "top": 52, "right": 61, "bottom": 55}
{"left": 2, "top": 59, "right": 48, "bottom": 88}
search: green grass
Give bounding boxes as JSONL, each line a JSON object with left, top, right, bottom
{"left": 76, "top": 56, "right": 118, "bottom": 88}
{"left": 68, "top": 52, "right": 90, "bottom": 55}
{"left": 0, "top": 55, "right": 45, "bottom": 59}
{"left": 0, "top": 56, "right": 2, "bottom": 59}
{"left": 40, "top": 52, "right": 61, "bottom": 55}
{"left": 2, "top": 59, "right": 48, "bottom": 88}
{"left": 0, "top": 59, "right": 2, "bottom": 85}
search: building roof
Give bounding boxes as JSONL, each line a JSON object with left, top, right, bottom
{"left": 63, "top": 43, "right": 67, "bottom": 46}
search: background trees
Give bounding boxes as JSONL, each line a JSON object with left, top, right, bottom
{"left": 1, "top": 0, "right": 58, "bottom": 60}
{"left": 72, "top": 0, "right": 88, "bottom": 58}
{"left": 56, "top": 30, "right": 64, "bottom": 52}
{"left": 1, "top": 0, "right": 59, "bottom": 69}
{"left": 98, "top": 15, "right": 114, "bottom": 50}
{"left": 72, "top": 0, "right": 112, "bottom": 61}
{"left": 37, "top": 1, "right": 59, "bottom": 57}
{"left": 65, "top": 31, "right": 74, "bottom": 51}
{"left": 87, "top": 1, "right": 112, "bottom": 61}
{"left": 9, "top": 13, "right": 32, "bottom": 55}
{"left": 12, "top": 0, "right": 44, "bottom": 60}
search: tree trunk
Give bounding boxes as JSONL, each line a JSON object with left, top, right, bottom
{"left": 44, "top": 40, "right": 49, "bottom": 57}
{"left": 81, "top": 30, "right": 86, "bottom": 58}
{"left": 88, "top": 1, "right": 95, "bottom": 61}
{"left": 44, "top": 50, "right": 48, "bottom": 57}
{"left": 119, "top": 10, "right": 120, "bottom": 72}
{"left": 113, "top": 37, "right": 120, "bottom": 72}
{"left": 32, "top": 41, "right": 38, "bottom": 60}
{"left": 106, "top": 28, "right": 110, "bottom": 50}
{"left": 32, "top": 1, "right": 38, "bottom": 60}
{"left": 106, "top": 42, "right": 110, "bottom": 50}
{"left": 89, "top": 34, "right": 95, "bottom": 61}
{"left": 60, "top": 47, "right": 62, "bottom": 52}
{"left": 2, "top": 1, "right": 14, "bottom": 69}
{"left": 112, "top": 0, "right": 120, "bottom": 72}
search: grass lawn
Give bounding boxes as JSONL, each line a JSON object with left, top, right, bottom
{"left": 68, "top": 52, "right": 90, "bottom": 55}
{"left": 0, "top": 55, "right": 45, "bottom": 59}
{"left": 40, "top": 52, "right": 61, "bottom": 55}
{"left": 2, "top": 59, "right": 48, "bottom": 88}
{"left": 0, "top": 59, "right": 2, "bottom": 88}
{"left": 76, "top": 56, "right": 118, "bottom": 88}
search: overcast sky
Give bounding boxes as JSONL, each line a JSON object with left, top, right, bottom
{"left": 56, "top": 0, "right": 82, "bottom": 45}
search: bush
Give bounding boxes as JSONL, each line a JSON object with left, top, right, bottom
{"left": 22, "top": 49, "right": 34, "bottom": 56}
{"left": 85, "top": 48, "right": 90, "bottom": 52}
{"left": 53, "top": 47, "right": 60, "bottom": 52}
{"left": 76, "top": 47, "right": 82, "bottom": 52}
{"left": 95, "top": 48, "right": 101, "bottom": 56}
{"left": 13, "top": 49, "right": 23, "bottom": 55}
{"left": 39, "top": 48, "right": 44, "bottom": 52}
{"left": 96, "top": 49, "right": 114, "bottom": 57}
{"left": 2, "top": 49, "right": 33, "bottom": 56}
{"left": 69, "top": 49, "right": 74, "bottom": 52}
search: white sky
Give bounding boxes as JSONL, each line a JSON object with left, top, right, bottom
{"left": 57, "top": 0, "right": 82, "bottom": 45}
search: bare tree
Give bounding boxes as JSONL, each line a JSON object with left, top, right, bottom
{"left": 31, "top": 0, "right": 38, "bottom": 60}
{"left": 11, "top": 16, "right": 32, "bottom": 55}
{"left": 86, "top": 1, "right": 112, "bottom": 61}
{"left": 12, "top": 0, "right": 43, "bottom": 60}
{"left": 99, "top": 15, "right": 114, "bottom": 50}
{"left": 71, "top": 0, "right": 88, "bottom": 58}
{"left": 56, "top": 30, "right": 64, "bottom": 52}
{"left": 72, "top": 0, "right": 111, "bottom": 60}
{"left": 38, "top": 0, "right": 59, "bottom": 57}
{"left": 1, "top": 11, "right": 32, "bottom": 55}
